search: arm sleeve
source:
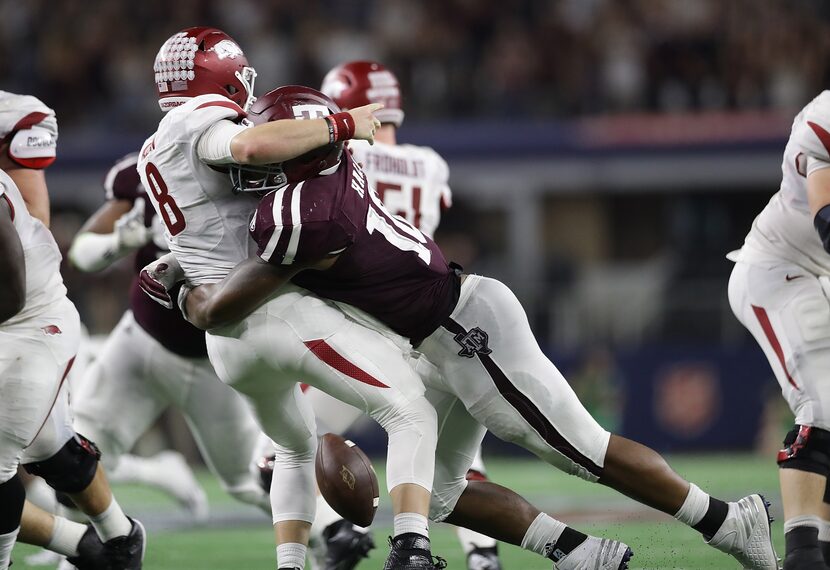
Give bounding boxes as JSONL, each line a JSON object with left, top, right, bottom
{"left": 196, "top": 119, "right": 248, "bottom": 165}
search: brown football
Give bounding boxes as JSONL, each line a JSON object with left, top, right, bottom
{"left": 315, "top": 433, "right": 379, "bottom": 527}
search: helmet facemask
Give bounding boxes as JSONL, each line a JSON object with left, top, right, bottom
{"left": 236, "top": 66, "right": 257, "bottom": 111}
{"left": 229, "top": 162, "right": 287, "bottom": 195}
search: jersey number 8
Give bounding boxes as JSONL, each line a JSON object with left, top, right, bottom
{"left": 144, "top": 163, "right": 186, "bottom": 236}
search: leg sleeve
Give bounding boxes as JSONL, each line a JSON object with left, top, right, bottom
{"left": 426, "top": 389, "right": 487, "bottom": 522}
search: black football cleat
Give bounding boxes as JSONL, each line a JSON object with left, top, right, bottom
{"left": 65, "top": 525, "right": 107, "bottom": 570}
{"left": 321, "top": 520, "right": 375, "bottom": 570}
{"left": 383, "top": 534, "right": 446, "bottom": 570}
{"left": 101, "top": 518, "right": 146, "bottom": 570}
{"left": 467, "top": 545, "right": 502, "bottom": 570}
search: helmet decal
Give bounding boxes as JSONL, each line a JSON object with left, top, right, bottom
{"left": 154, "top": 33, "right": 197, "bottom": 93}
{"left": 211, "top": 39, "right": 244, "bottom": 60}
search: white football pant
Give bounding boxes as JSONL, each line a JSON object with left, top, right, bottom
{"left": 0, "top": 298, "right": 79, "bottom": 483}
{"left": 729, "top": 261, "right": 830, "bottom": 430}
{"left": 72, "top": 311, "right": 267, "bottom": 509}
{"left": 206, "top": 285, "right": 437, "bottom": 524}
{"left": 417, "top": 275, "right": 612, "bottom": 521}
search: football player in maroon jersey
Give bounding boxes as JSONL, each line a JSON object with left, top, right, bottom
{"left": 144, "top": 85, "right": 780, "bottom": 570}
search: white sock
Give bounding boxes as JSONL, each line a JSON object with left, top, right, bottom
{"left": 673, "top": 483, "right": 710, "bottom": 527}
{"left": 784, "top": 515, "right": 822, "bottom": 534}
{"left": 310, "top": 495, "right": 345, "bottom": 544}
{"left": 0, "top": 527, "right": 19, "bottom": 570}
{"left": 393, "top": 512, "right": 429, "bottom": 538}
{"left": 456, "top": 526, "right": 497, "bottom": 554}
{"left": 520, "top": 513, "right": 566, "bottom": 556}
{"left": 821, "top": 519, "right": 830, "bottom": 542}
{"left": 47, "top": 516, "right": 87, "bottom": 557}
{"left": 276, "top": 542, "right": 307, "bottom": 569}
{"left": 90, "top": 498, "right": 132, "bottom": 541}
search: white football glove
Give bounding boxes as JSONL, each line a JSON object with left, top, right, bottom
{"left": 114, "top": 200, "right": 152, "bottom": 250}
{"left": 139, "top": 252, "right": 184, "bottom": 309}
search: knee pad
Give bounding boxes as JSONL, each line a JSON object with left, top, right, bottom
{"left": 0, "top": 474, "right": 25, "bottom": 533}
{"left": 23, "top": 434, "right": 101, "bottom": 494}
{"left": 777, "top": 425, "right": 830, "bottom": 477}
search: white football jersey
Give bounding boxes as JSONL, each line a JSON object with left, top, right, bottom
{"left": 732, "top": 91, "right": 830, "bottom": 274}
{"left": 0, "top": 170, "right": 66, "bottom": 327}
{"left": 138, "top": 94, "right": 259, "bottom": 285}
{"left": 349, "top": 140, "right": 451, "bottom": 238}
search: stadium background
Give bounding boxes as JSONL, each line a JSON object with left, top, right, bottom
{"left": 6, "top": 0, "right": 830, "bottom": 567}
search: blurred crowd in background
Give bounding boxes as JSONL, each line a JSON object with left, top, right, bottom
{"left": 2, "top": 0, "right": 825, "bottom": 452}
{"left": 1, "top": 0, "right": 829, "bottom": 132}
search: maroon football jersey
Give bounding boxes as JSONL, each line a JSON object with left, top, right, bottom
{"left": 105, "top": 153, "right": 207, "bottom": 358}
{"left": 249, "top": 152, "right": 460, "bottom": 343}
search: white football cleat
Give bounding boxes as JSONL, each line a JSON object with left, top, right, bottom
{"left": 552, "top": 536, "right": 633, "bottom": 570}
{"left": 706, "top": 494, "right": 780, "bottom": 569}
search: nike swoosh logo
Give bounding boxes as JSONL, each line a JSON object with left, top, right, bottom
{"left": 785, "top": 274, "right": 804, "bottom": 281}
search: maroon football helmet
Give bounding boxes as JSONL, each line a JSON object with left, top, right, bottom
{"left": 154, "top": 27, "right": 257, "bottom": 112}
{"left": 321, "top": 61, "right": 404, "bottom": 127}
{"left": 230, "top": 85, "right": 344, "bottom": 194}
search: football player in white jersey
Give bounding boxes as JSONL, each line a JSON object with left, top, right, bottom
{"left": 306, "top": 60, "right": 499, "bottom": 570}
{"left": 68, "top": 152, "right": 271, "bottom": 518}
{"left": 0, "top": 160, "right": 144, "bottom": 568}
{"left": 729, "top": 91, "right": 830, "bottom": 569}
{"left": 138, "top": 27, "right": 447, "bottom": 570}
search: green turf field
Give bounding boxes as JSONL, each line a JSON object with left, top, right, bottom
{"left": 12, "top": 454, "right": 787, "bottom": 569}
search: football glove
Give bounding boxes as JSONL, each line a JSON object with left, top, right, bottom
{"left": 139, "top": 252, "right": 184, "bottom": 309}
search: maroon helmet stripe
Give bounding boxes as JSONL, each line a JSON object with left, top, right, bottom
{"left": 441, "top": 318, "right": 604, "bottom": 477}
{"left": 751, "top": 305, "right": 799, "bottom": 389}
{"left": 303, "top": 339, "right": 390, "bottom": 388}
{"left": 194, "top": 100, "right": 245, "bottom": 118}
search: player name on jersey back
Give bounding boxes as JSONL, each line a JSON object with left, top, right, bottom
{"left": 349, "top": 140, "right": 451, "bottom": 239}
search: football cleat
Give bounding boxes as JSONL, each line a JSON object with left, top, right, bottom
{"left": 551, "top": 537, "right": 633, "bottom": 570}
{"left": 383, "top": 534, "right": 447, "bottom": 570}
{"left": 467, "top": 545, "right": 502, "bottom": 570}
{"left": 101, "top": 518, "right": 146, "bottom": 570}
{"left": 63, "top": 525, "right": 106, "bottom": 570}
{"left": 706, "top": 494, "right": 779, "bottom": 569}
{"left": 25, "top": 549, "right": 64, "bottom": 566}
{"left": 320, "top": 520, "right": 375, "bottom": 570}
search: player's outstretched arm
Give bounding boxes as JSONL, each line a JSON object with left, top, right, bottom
{"left": 69, "top": 200, "right": 150, "bottom": 272}
{"left": 229, "top": 103, "right": 383, "bottom": 165}
{"left": 0, "top": 196, "right": 26, "bottom": 323}
{"left": 184, "top": 255, "right": 339, "bottom": 330}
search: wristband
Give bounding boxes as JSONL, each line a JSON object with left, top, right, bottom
{"left": 324, "top": 112, "right": 355, "bottom": 143}
{"left": 177, "top": 284, "right": 193, "bottom": 322}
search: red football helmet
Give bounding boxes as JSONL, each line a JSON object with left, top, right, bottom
{"left": 154, "top": 27, "right": 257, "bottom": 112}
{"left": 320, "top": 61, "right": 404, "bottom": 127}
{"left": 229, "top": 85, "right": 344, "bottom": 194}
